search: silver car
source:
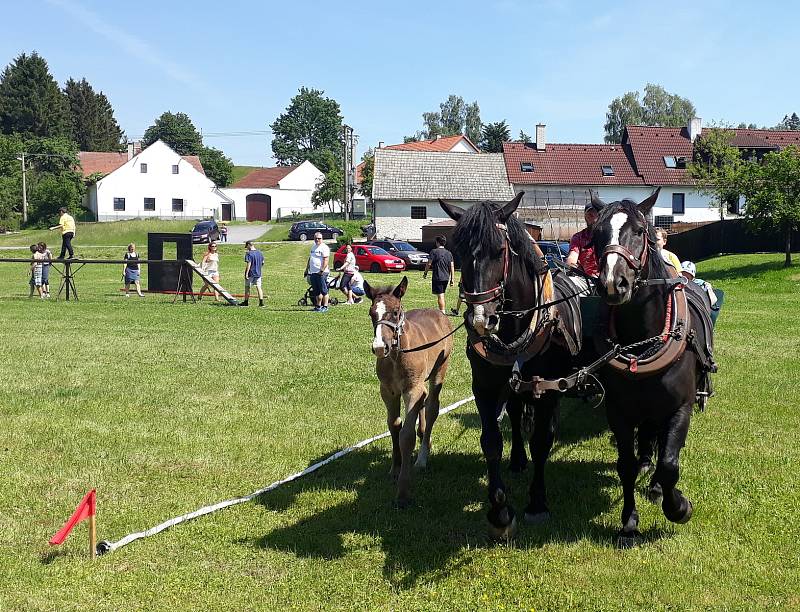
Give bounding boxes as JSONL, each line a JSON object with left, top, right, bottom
{"left": 368, "top": 240, "right": 430, "bottom": 270}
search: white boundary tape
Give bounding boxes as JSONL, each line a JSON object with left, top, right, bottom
{"left": 98, "top": 396, "right": 475, "bottom": 555}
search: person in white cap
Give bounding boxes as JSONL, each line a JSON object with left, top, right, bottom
{"left": 680, "top": 260, "right": 717, "bottom": 307}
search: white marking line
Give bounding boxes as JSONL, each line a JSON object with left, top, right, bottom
{"left": 372, "top": 300, "right": 386, "bottom": 351}
{"left": 605, "top": 212, "right": 627, "bottom": 293}
{"left": 99, "top": 396, "right": 476, "bottom": 555}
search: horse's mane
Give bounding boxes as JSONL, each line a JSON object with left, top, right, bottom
{"left": 595, "top": 199, "right": 669, "bottom": 280}
{"left": 452, "top": 200, "right": 543, "bottom": 276}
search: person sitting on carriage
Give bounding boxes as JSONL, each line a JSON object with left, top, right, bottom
{"left": 564, "top": 200, "right": 601, "bottom": 296}
{"left": 680, "top": 260, "right": 718, "bottom": 308}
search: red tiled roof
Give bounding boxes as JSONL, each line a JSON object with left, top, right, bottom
{"left": 503, "top": 142, "right": 645, "bottom": 186}
{"left": 623, "top": 126, "right": 800, "bottom": 185}
{"left": 231, "top": 165, "right": 298, "bottom": 188}
{"left": 78, "top": 152, "right": 206, "bottom": 177}
{"left": 384, "top": 134, "right": 479, "bottom": 153}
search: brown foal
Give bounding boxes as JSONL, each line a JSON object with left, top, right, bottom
{"left": 365, "top": 276, "right": 453, "bottom": 508}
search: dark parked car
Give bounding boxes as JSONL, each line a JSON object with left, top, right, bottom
{"left": 537, "top": 240, "right": 570, "bottom": 268}
{"left": 368, "top": 239, "right": 430, "bottom": 270}
{"left": 288, "top": 221, "right": 344, "bottom": 242}
{"left": 191, "top": 220, "right": 221, "bottom": 244}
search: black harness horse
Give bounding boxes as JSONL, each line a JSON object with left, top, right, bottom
{"left": 592, "top": 189, "right": 717, "bottom": 547}
{"left": 441, "top": 193, "right": 582, "bottom": 539}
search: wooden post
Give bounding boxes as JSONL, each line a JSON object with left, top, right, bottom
{"left": 89, "top": 512, "right": 96, "bottom": 560}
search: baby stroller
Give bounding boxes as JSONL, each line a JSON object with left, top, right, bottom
{"left": 297, "top": 274, "right": 341, "bottom": 307}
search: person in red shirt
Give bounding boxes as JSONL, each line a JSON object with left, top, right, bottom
{"left": 565, "top": 202, "right": 600, "bottom": 295}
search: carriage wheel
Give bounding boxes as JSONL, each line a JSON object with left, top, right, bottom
{"left": 697, "top": 394, "right": 708, "bottom": 412}
{"left": 298, "top": 298, "right": 306, "bottom": 306}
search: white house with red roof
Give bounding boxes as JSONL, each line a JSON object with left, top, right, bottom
{"left": 80, "top": 139, "right": 233, "bottom": 221}
{"left": 505, "top": 120, "right": 800, "bottom": 232}
{"left": 220, "top": 160, "right": 323, "bottom": 221}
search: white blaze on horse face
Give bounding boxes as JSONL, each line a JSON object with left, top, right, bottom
{"left": 605, "top": 212, "right": 628, "bottom": 293}
{"left": 372, "top": 300, "right": 387, "bottom": 353}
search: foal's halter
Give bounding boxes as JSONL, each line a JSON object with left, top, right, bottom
{"left": 374, "top": 308, "right": 405, "bottom": 352}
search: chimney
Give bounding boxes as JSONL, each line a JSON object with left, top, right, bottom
{"left": 378, "top": 141, "right": 384, "bottom": 149}
{"left": 535, "top": 124, "right": 546, "bottom": 151}
{"left": 688, "top": 117, "right": 702, "bottom": 142}
{"left": 435, "top": 134, "right": 443, "bottom": 140}
{"left": 127, "top": 142, "right": 134, "bottom": 160}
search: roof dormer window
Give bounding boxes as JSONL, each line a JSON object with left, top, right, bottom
{"left": 520, "top": 162, "right": 534, "bottom": 172}
{"left": 663, "top": 156, "right": 687, "bottom": 169}
{"left": 601, "top": 165, "right": 614, "bottom": 176}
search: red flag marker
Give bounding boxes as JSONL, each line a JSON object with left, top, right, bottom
{"left": 49, "top": 489, "right": 97, "bottom": 558}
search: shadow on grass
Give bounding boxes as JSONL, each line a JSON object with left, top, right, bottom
{"left": 240, "top": 425, "right": 635, "bottom": 590}
{"left": 40, "top": 549, "right": 68, "bottom": 565}
{"left": 701, "top": 259, "right": 790, "bottom": 282}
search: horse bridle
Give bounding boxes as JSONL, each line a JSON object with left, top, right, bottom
{"left": 461, "top": 223, "right": 512, "bottom": 307}
{"left": 599, "top": 211, "right": 653, "bottom": 288}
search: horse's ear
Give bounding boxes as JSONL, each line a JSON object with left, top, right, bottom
{"left": 364, "top": 280, "right": 375, "bottom": 301}
{"left": 498, "top": 191, "right": 524, "bottom": 222}
{"left": 637, "top": 187, "right": 661, "bottom": 216}
{"left": 393, "top": 276, "right": 408, "bottom": 299}
{"left": 589, "top": 189, "right": 606, "bottom": 211}
{"left": 439, "top": 199, "right": 466, "bottom": 221}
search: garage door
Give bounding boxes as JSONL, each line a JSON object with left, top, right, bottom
{"left": 246, "top": 194, "right": 271, "bottom": 221}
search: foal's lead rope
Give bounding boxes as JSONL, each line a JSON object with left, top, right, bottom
{"left": 397, "top": 321, "right": 465, "bottom": 354}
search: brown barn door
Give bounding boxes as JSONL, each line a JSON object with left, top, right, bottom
{"left": 245, "top": 194, "right": 271, "bottom": 221}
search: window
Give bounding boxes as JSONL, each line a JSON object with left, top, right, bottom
{"left": 672, "top": 193, "right": 685, "bottom": 215}
{"left": 172, "top": 164, "right": 179, "bottom": 174}
{"left": 172, "top": 198, "right": 184, "bottom": 212}
{"left": 601, "top": 165, "right": 614, "bottom": 176}
{"left": 675, "top": 156, "right": 687, "bottom": 169}
{"left": 113, "top": 197, "right": 125, "bottom": 211}
{"left": 663, "top": 156, "right": 677, "bottom": 168}
{"left": 410, "top": 206, "right": 427, "bottom": 219}
{"left": 140, "top": 163, "right": 147, "bottom": 173}
{"left": 520, "top": 162, "right": 534, "bottom": 172}
{"left": 144, "top": 197, "right": 155, "bottom": 211}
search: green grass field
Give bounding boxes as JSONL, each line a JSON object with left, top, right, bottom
{"left": 1, "top": 242, "right": 799, "bottom": 610}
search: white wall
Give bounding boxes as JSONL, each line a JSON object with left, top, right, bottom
{"left": 450, "top": 140, "right": 478, "bottom": 153}
{"left": 375, "top": 199, "right": 475, "bottom": 240}
{"left": 277, "top": 160, "right": 324, "bottom": 190}
{"left": 91, "top": 140, "right": 225, "bottom": 221}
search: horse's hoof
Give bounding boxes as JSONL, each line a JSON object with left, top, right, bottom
{"left": 674, "top": 499, "right": 693, "bottom": 524}
{"left": 647, "top": 482, "right": 663, "bottom": 504}
{"left": 615, "top": 530, "right": 642, "bottom": 549}
{"left": 664, "top": 496, "right": 693, "bottom": 524}
{"left": 488, "top": 515, "right": 518, "bottom": 542}
{"left": 394, "top": 497, "right": 413, "bottom": 510}
{"left": 524, "top": 511, "right": 550, "bottom": 524}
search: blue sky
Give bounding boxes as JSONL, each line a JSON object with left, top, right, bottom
{"left": 2, "top": 0, "right": 798, "bottom": 166}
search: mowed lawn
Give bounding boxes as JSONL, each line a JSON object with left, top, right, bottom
{"left": 1, "top": 244, "right": 799, "bottom": 610}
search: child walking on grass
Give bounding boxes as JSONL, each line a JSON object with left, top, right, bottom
{"left": 38, "top": 242, "right": 52, "bottom": 298}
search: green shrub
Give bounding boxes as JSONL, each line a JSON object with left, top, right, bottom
{"left": 336, "top": 233, "right": 352, "bottom": 248}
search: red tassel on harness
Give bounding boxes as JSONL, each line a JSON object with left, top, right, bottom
{"left": 629, "top": 358, "right": 638, "bottom": 373}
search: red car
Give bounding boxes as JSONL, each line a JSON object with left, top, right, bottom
{"left": 333, "top": 244, "right": 406, "bottom": 273}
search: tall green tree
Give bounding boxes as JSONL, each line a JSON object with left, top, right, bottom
{"left": 412, "top": 94, "right": 482, "bottom": 141}
{"left": 64, "top": 77, "right": 124, "bottom": 151}
{"left": 604, "top": 84, "right": 695, "bottom": 143}
{"left": 518, "top": 130, "right": 532, "bottom": 144}
{"left": 311, "top": 149, "right": 343, "bottom": 212}
{"left": 775, "top": 113, "right": 800, "bottom": 130}
{"left": 142, "top": 111, "right": 203, "bottom": 155}
{"left": 735, "top": 146, "right": 800, "bottom": 267}
{"left": 465, "top": 101, "right": 482, "bottom": 145}
{"left": 481, "top": 121, "right": 510, "bottom": 152}
{"left": 271, "top": 87, "right": 344, "bottom": 170}
{"left": 0, "top": 133, "right": 84, "bottom": 227}
{"left": 688, "top": 128, "right": 742, "bottom": 219}
{"left": 0, "top": 52, "right": 70, "bottom": 138}
{"left": 198, "top": 146, "right": 234, "bottom": 187}
{"left": 359, "top": 149, "right": 374, "bottom": 199}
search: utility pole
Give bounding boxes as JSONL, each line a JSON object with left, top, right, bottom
{"left": 341, "top": 125, "right": 358, "bottom": 222}
{"left": 19, "top": 153, "right": 28, "bottom": 224}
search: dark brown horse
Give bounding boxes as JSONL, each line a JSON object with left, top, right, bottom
{"left": 441, "top": 194, "right": 582, "bottom": 539}
{"left": 592, "top": 189, "right": 717, "bottom": 547}
{"left": 364, "top": 276, "right": 454, "bottom": 508}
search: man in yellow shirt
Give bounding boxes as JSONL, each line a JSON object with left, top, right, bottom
{"left": 50, "top": 207, "right": 76, "bottom": 259}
